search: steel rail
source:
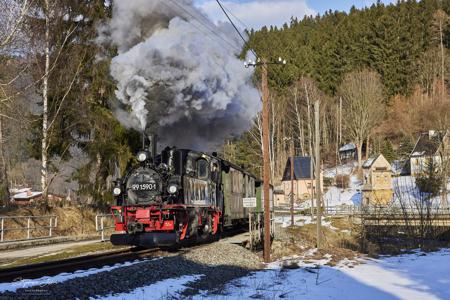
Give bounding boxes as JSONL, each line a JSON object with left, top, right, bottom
{"left": 0, "top": 247, "right": 159, "bottom": 283}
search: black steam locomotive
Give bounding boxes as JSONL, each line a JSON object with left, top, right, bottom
{"left": 110, "top": 138, "right": 266, "bottom": 248}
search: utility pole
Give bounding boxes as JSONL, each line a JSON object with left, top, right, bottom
{"left": 261, "top": 60, "right": 271, "bottom": 263}
{"left": 314, "top": 100, "right": 322, "bottom": 249}
{"left": 245, "top": 57, "right": 286, "bottom": 263}
{"left": 290, "top": 138, "right": 295, "bottom": 227}
{"left": 305, "top": 82, "right": 314, "bottom": 218}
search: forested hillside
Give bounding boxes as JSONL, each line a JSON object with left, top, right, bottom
{"left": 223, "top": 0, "right": 449, "bottom": 182}
{"left": 0, "top": 0, "right": 448, "bottom": 204}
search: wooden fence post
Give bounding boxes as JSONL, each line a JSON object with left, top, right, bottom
{"left": 0, "top": 218, "right": 3, "bottom": 242}
{"left": 27, "top": 217, "right": 31, "bottom": 239}
{"left": 49, "top": 217, "right": 52, "bottom": 237}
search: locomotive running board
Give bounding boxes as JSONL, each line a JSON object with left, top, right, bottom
{"left": 110, "top": 233, "right": 178, "bottom": 248}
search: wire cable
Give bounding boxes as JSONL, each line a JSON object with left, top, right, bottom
{"left": 164, "top": 0, "right": 242, "bottom": 54}
{"left": 215, "top": 0, "right": 259, "bottom": 60}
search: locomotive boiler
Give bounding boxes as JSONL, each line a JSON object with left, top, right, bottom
{"left": 110, "top": 137, "right": 268, "bottom": 249}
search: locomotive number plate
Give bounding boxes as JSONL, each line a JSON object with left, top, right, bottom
{"left": 131, "top": 183, "right": 157, "bottom": 191}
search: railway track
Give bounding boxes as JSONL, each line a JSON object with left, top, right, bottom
{"left": 0, "top": 247, "right": 160, "bottom": 283}
{"left": 0, "top": 227, "right": 251, "bottom": 284}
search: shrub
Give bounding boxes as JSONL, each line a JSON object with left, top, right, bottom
{"left": 323, "top": 177, "right": 333, "bottom": 187}
{"left": 335, "top": 174, "right": 350, "bottom": 189}
{"left": 415, "top": 159, "right": 443, "bottom": 197}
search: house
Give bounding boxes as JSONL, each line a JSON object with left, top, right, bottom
{"left": 281, "top": 156, "right": 323, "bottom": 204}
{"left": 409, "top": 130, "right": 449, "bottom": 177}
{"left": 339, "top": 143, "right": 357, "bottom": 161}
{"left": 273, "top": 187, "right": 286, "bottom": 207}
{"left": 10, "top": 188, "right": 43, "bottom": 205}
{"left": 362, "top": 154, "right": 393, "bottom": 205}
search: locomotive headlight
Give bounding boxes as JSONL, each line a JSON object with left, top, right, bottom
{"left": 168, "top": 184, "right": 178, "bottom": 194}
{"left": 137, "top": 151, "right": 147, "bottom": 162}
{"left": 113, "top": 187, "right": 121, "bottom": 196}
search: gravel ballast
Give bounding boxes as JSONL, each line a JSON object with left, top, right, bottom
{"left": 0, "top": 240, "right": 263, "bottom": 299}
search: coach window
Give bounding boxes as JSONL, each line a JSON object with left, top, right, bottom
{"left": 197, "top": 159, "right": 208, "bottom": 180}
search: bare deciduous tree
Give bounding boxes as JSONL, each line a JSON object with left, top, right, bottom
{"left": 0, "top": 0, "right": 32, "bottom": 204}
{"left": 339, "top": 69, "right": 385, "bottom": 169}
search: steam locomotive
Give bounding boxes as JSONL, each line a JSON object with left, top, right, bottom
{"left": 110, "top": 138, "right": 268, "bottom": 249}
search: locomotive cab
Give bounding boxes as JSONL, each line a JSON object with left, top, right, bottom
{"left": 110, "top": 146, "right": 224, "bottom": 248}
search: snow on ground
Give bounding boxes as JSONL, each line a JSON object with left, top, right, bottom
{"left": 322, "top": 159, "right": 449, "bottom": 209}
{"left": 0, "top": 259, "right": 153, "bottom": 293}
{"left": 2, "top": 249, "right": 449, "bottom": 299}
{"left": 96, "top": 275, "right": 203, "bottom": 300}
{"left": 192, "top": 249, "right": 450, "bottom": 300}
{"left": 320, "top": 162, "right": 364, "bottom": 209}
{"left": 321, "top": 174, "right": 363, "bottom": 208}
{"left": 274, "top": 215, "right": 336, "bottom": 229}
{"left": 324, "top": 186, "right": 362, "bottom": 207}
{"left": 323, "top": 162, "right": 356, "bottom": 178}
{"left": 392, "top": 176, "right": 450, "bottom": 206}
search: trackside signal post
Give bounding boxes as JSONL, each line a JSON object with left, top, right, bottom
{"left": 245, "top": 57, "right": 286, "bottom": 263}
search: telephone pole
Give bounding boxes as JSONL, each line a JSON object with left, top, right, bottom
{"left": 314, "top": 100, "right": 322, "bottom": 249}
{"left": 290, "top": 139, "right": 295, "bottom": 227}
{"left": 261, "top": 60, "right": 271, "bottom": 263}
{"left": 246, "top": 57, "right": 286, "bottom": 263}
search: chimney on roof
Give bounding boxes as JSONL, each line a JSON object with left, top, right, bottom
{"left": 429, "top": 130, "right": 436, "bottom": 138}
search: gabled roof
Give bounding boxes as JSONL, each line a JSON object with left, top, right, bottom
{"left": 362, "top": 154, "right": 391, "bottom": 170}
{"left": 339, "top": 143, "right": 356, "bottom": 152}
{"left": 362, "top": 154, "right": 380, "bottom": 169}
{"left": 410, "top": 131, "right": 446, "bottom": 157}
{"left": 282, "top": 156, "right": 313, "bottom": 181}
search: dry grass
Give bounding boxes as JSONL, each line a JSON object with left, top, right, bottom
{"left": 0, "top": 206, "right": 112, "bottom": 241}
{"left": 272, "top": 219, "right": 362, "bottom": 265}
{"left": 0, "top": 242, "right": 127, "bottom": 268}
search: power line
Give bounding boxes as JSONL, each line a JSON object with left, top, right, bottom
{"left": 215, "top": 1, "right": 249, "bottom": 48}
{"left": 221, "top": 4, "right": 251, "bottom": 33}
{"left": 164, "top": 0, "right": 242, "bottom": 54}
{"left": 215, "top": 0, "right": 258, "bottom": 60}
{"left": 164, "top": 0, "right": 240, "bottom": 52}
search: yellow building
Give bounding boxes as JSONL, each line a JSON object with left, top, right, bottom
{"left": 280, "top": 156, "right": 323, "bottom": 205}
{"left": 362, "top": 154, "right": 393, "bottom": 206}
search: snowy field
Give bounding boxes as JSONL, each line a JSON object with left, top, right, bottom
{"left": 2, "top": 249, "right": 449, "bottom": 299}
{"left": 202, "top": 249, "right": 450, "bottom": 300}
{"left": 274, "top": 214, "right": 337, "bottom": 229}
{"left": 103, "top": 249, "right": 450, "bottom": 300}
{"left": 321, "top": 162, "right": 450, "bottom": 209}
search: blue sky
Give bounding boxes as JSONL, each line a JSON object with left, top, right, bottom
{"left": 195, "top": 0, "right": 396, "bottom": 29}
{"left": 306, "top": 0, "right": 396, "bottom": 14}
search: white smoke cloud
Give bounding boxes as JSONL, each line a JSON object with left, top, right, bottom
{"left": 102, "top": 0, "right": 260, "bottom": 150}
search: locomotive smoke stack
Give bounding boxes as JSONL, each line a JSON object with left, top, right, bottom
{"left": 149, "top": 134, "right": 158, "bottom": 162}
{"left": 99, "top": 0, "right": 260, "bottom": 151}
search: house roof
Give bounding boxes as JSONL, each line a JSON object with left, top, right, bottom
{"left": 362, "top": 154, "right": 380, "bottom": 169}
{"left": 282, "top": 156, "right": 313, "bottom": 181}
{"left": 362, "top": 154, "right": 392, "bottom": 170}
{"left": 339, "top": 143, "right": 356, "bottom": 152}
{"left": 411, "top": 131, "right": 445, "bottom": 157}
{"left": 13, "top": 191, "right": 43, "bottom": 200}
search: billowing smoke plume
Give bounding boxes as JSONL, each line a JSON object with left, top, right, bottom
{"left": 100, "top": 0, "right": 260, "bottom": 150}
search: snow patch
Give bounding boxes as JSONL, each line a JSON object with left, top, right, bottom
{"left": 93, "top": 275, "right": 203, "bottom": 300}
{"left": 191, "top": 249, "right": 450, "bottom": 300}
{"left": 0, "top": 259, "right": 154, "bottom": 293}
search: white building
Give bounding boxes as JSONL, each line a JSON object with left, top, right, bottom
{"left": 410, "top": 130, "right": 449, "bottom": 177}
